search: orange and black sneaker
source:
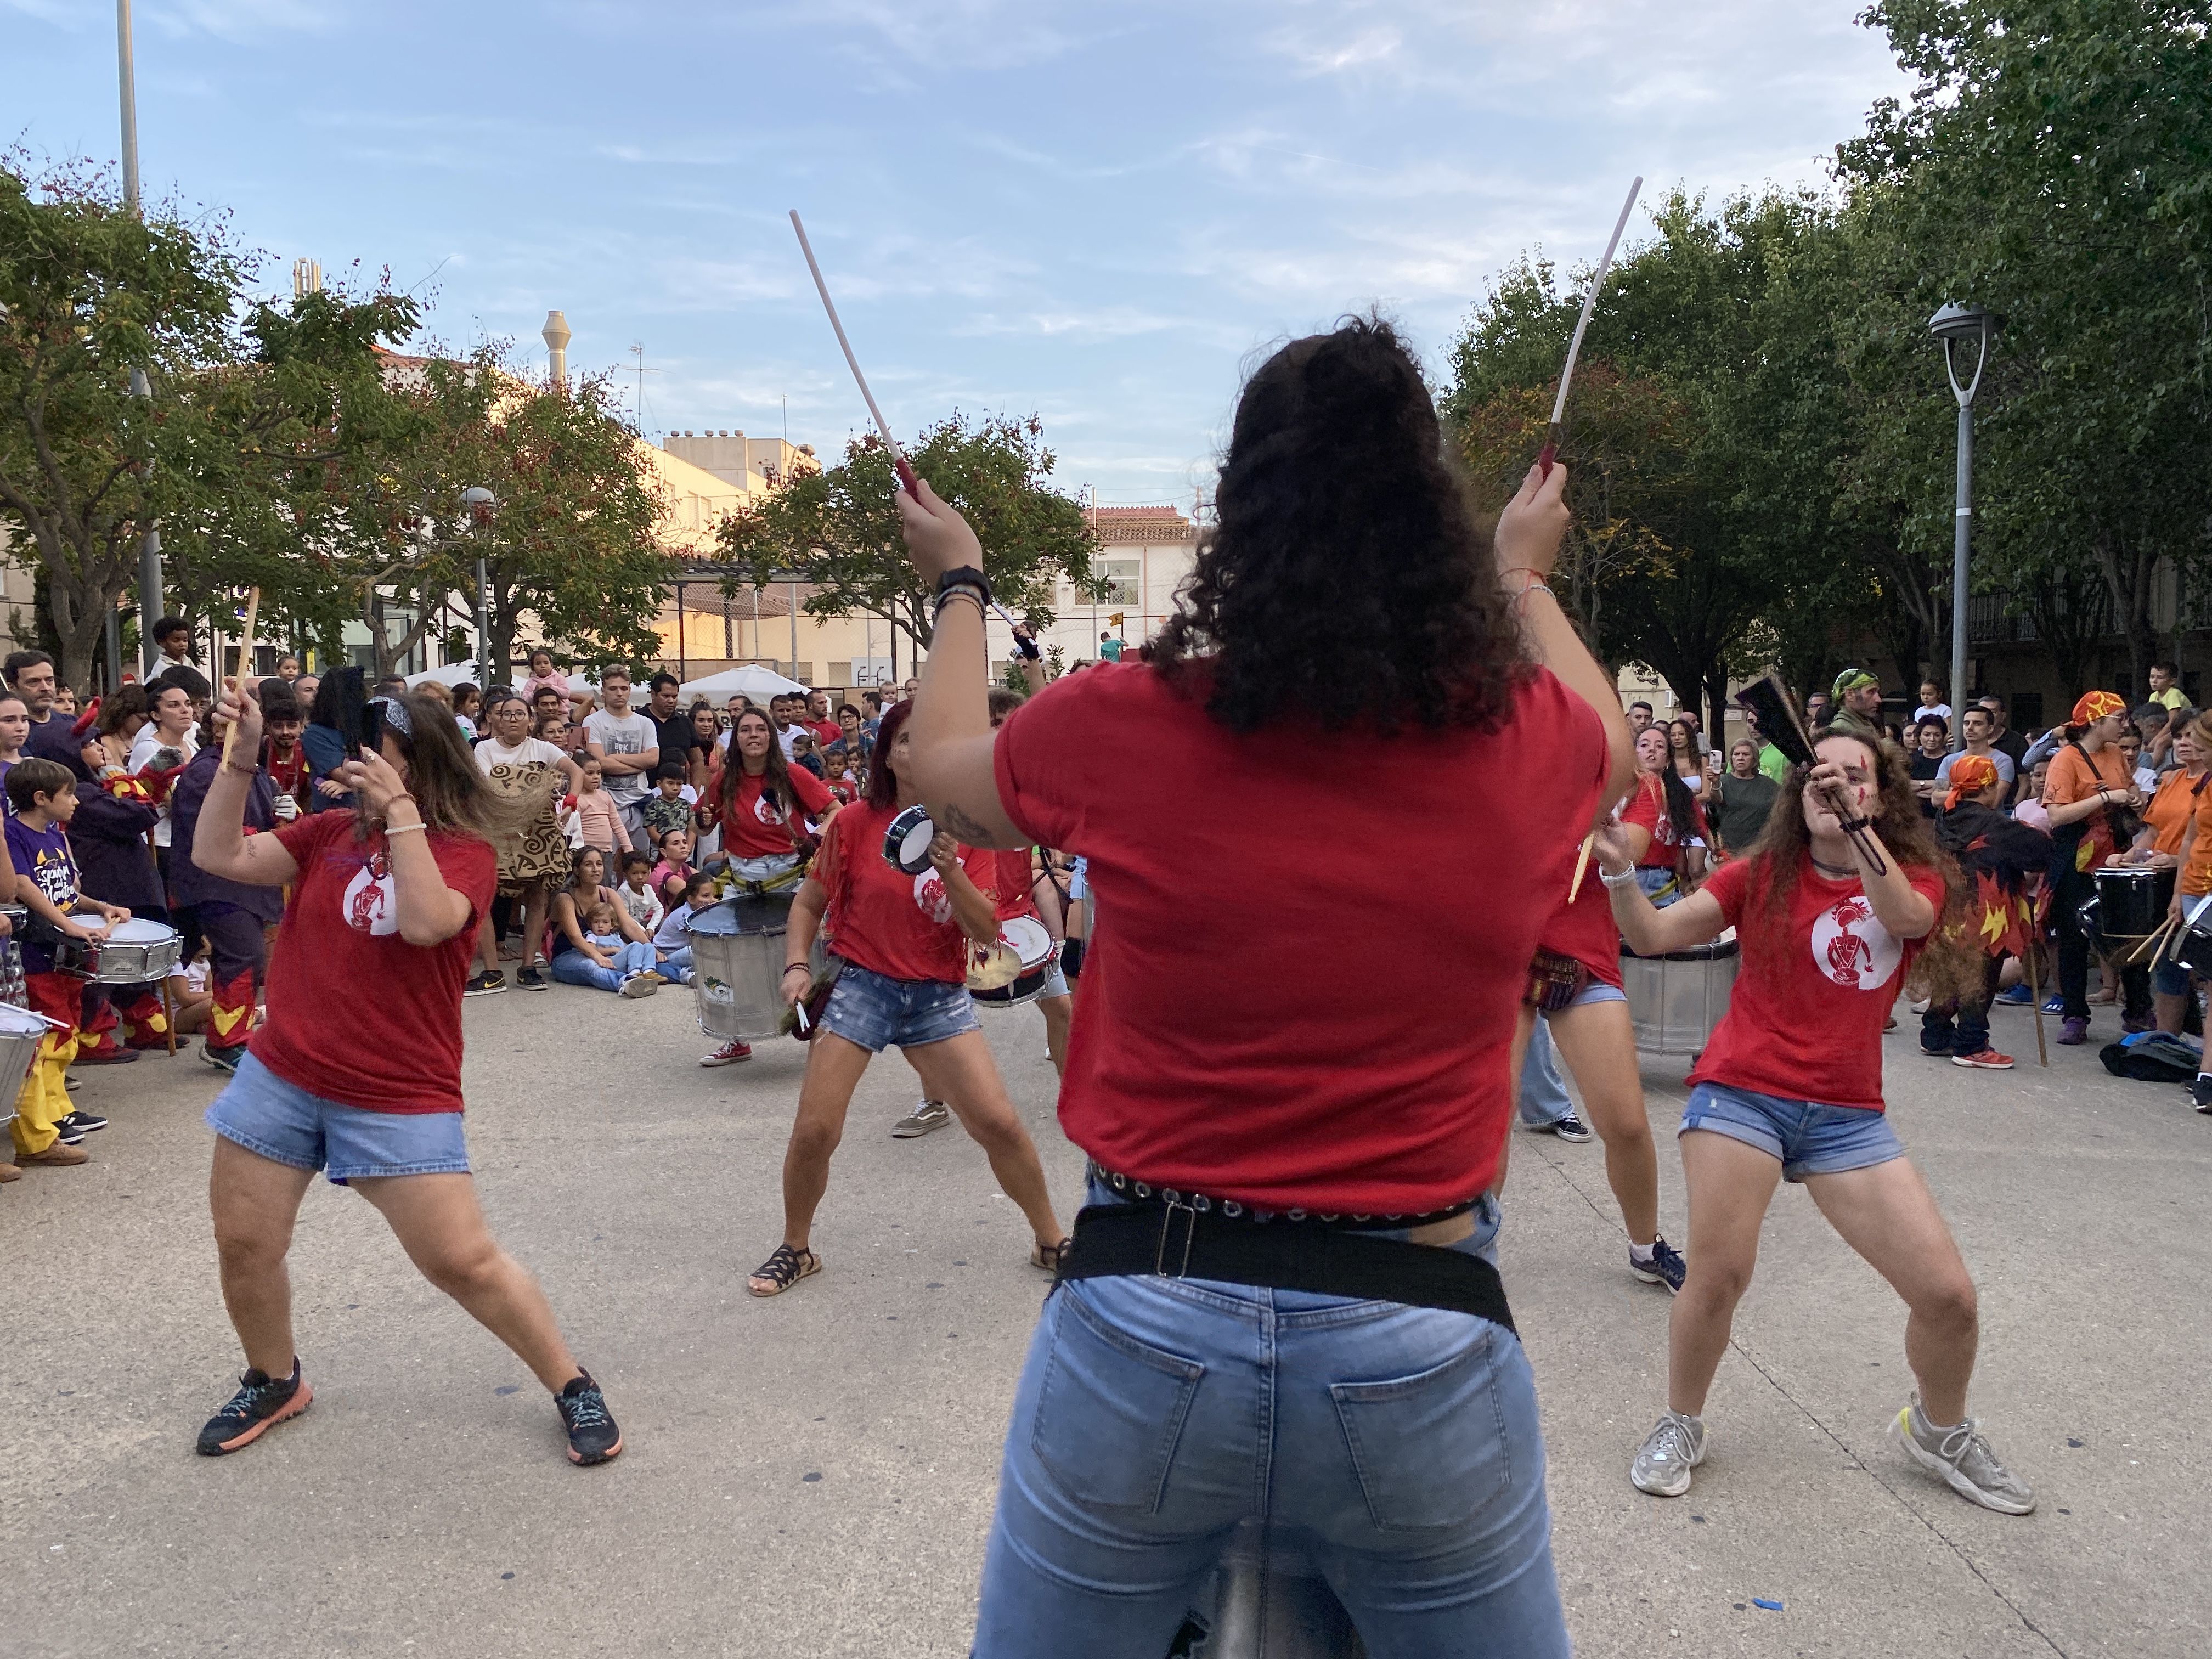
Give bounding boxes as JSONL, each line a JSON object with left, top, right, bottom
{"left": 555, "top": 1370, "right": 622, "bottom": 1465}
{"left": 196, "top": 1361, "right": 312, "bottom": 1456}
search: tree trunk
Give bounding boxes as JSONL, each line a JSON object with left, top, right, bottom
{"left": 2095, "top": 529, "right": 2159, "bottom": 696}
{"left": 1703, "top": 662, "right": 1732, "bottom": 752}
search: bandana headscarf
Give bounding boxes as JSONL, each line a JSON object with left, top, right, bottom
{"left": 2070, "top": 690, "right": 2126, "bottom": 727}
{"left": 1943, "top": 753, "right": 2001, "bottom": 810}
{"left": 1833, "top": 667, "right": 1881, "bottom": 699}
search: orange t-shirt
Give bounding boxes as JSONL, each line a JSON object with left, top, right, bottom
{"left": 2044, "top": 742, "right": 2135, "bottom": 872}
{"left": 2143, "top": 768, "right": 2204, "bottom": 858}
{"left": 2185, "top": 783, "right": 2212, "bottom": 898}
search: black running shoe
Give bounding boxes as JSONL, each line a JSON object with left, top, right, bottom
{"left": 2192, "top": 1074, "right": 2212, "bottom": 1115}
{"left": 555, "top": 1370, "right": 622, "bottom": 1465}
{"left": 59, "top": 1109, "right": 107, "bottom": 1135}
{"left": 1631, "top": 1237, "right": 1688, "bottom": 1294}
{"left": 196, "top": 1362, "right": 312, "bottom": 1455}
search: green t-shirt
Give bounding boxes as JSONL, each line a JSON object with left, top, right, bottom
{"left": 1756, "top": 741, "right": 1792, "bottom": 785}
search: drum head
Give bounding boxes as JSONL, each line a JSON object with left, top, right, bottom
{"left": 998, "top": 916, "right": 1054, "bottom": 970}
{"left": 106, "top": 917, "right": 174, "bottom": 943}
{"left": 966, "top": 941, "right": 1024, "bottom": 991}
{"left": 884, "top": 805, "right": 936, "bottom": 874}
{"left": 0, "top": 1002, "right": 50, "bottom": 1035}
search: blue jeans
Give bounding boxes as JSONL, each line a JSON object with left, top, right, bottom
{"left": 656, "top": 944, "right": 693, "bottom": 985}
{"left": 549, "top": 941, "right": 657, "bottom": 992}
{"left": 973, "top": 1183, "right": 1566, "bottom": 1657}
{"left": 1518, "top": 1015, "right": 1572, "bottom": 1127}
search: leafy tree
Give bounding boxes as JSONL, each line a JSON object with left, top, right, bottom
{"left": 716, "top": 412, "right": 1101, "bottom": 660}
{"left": 1843, "top": 0, "right": 2212, "bottom": 687}
{"left": 0, "top": 161, "right": 242, "bottom": 690}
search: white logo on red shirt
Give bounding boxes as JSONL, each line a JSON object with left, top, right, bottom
{"left": 753, "top": 791, "right": 786, "bottom": 827}
{"left": 342, "top": 852, "right": 400, "bottom": 936}
{"left": 913, "top": 867, "right": 953, "bottom": 924}
{"left": 1809, "top": 894, "right": 1900, "bottom": 990}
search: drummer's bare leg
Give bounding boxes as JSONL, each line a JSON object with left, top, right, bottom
{"left": 906, "top": 1032, "right": 1065, "bottom": 1249}
{"left": 1039, "top": 992, "right": 1071, "bottom": 1076}
{"left": 1547, "top": 998, "right": 1661, "bottom": 1248}
{"left": 755, "top": 1034, "right": 873, "bottom": 1286}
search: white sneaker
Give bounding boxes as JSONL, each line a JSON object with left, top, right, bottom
{"left": 1889, "top": 1396, "right": 2035, "bottom": 1514}
{"left": 1629, "top": 1410, "right": 1706, "bottom": 1497}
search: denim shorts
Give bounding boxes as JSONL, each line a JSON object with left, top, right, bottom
{"left": 1035, "top": 962, "right": 1069, "bottom": 1002}
{"left": 820, "top": 962, "right": 980, "bottom": 1053}
{"left": 1549, "top": 980, "right": 1626, "bottom": 1012}
{"left": 206, "top": 1052, "right": 471, "bottom": 1186}
{"left": 1680, "top": 1080, "right": 1904, "bottom": 1182}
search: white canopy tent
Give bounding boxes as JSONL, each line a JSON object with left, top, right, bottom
{"left": 678, "top": 665, "right": 808, "bottom": 705}
{"left": 403, "top": 661, "right": 481, "bottom": 689}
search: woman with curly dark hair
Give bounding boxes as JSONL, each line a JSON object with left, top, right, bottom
{"left": 1595, "top": 727, "right": 2033, "bottom": 1519}
{"left": 898, "top": 316, "right": 1633, "bottom": 1656}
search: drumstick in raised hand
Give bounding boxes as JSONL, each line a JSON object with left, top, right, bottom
{"left": 1538, "top": 176, "right": 1643, "bottom": 479}
{"left": 1567, "top": 832, "right": 1595, "bottom": 902}
{"left": 789, "top": 210, "right": 919, "bottom": 498}
{"left": 220, "top": 586, "right": 261, "bottom": 768}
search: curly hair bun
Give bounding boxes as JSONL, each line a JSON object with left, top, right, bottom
{"left": 1150, "top": 315, "right": 1529, "bottom": 735}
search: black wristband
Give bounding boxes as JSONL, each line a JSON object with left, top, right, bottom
{"left": 1837, "top": 814, "right": 1872, "bottom": 834}
{"left": 783, "top": 963, "right": 810, "bottom": 975}
{"left": 934, "top": 566, "right": 990, "bottom": 603}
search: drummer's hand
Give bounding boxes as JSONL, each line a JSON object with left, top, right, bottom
{"left": 336, "top": 747, "right": 410, "bottom": 820}
{"left": 2147, "top": 851, "right": 2179, "bottom": 868}
{"left": 1590, "top": 819, "right": 1636, "bottom": 876}
{"left": 896, "top": 475, "right": 984, "bottom": 583}
{"left": 315, "top": 776, "right": 348, "bottom": 800}
{"left": 65, "top": 916, "right": 109, "bottom": 941}
{"left": 927, "top": 830, "right": 963, "bottom": 873}
{"left": 94, "top": 901, "right": 130, "bottom": 925}
{"left": 212, "top": 673, "right": 264, "bottom": 758}
{"left": 1494, "top": 460, "right": 1570, "bottom": 581}
{"left": 781, "top": 964, "right": 809, "bottom": 1007}
{"left": 1804, "top": 759, "right": 1867, "bottom": 817}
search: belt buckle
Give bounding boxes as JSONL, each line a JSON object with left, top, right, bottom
{"left": 1155, "top": 1197, "right": 1198, "bottom": 1278}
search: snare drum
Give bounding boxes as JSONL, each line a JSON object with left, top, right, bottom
{"left": 57, "top": 916, "right": 184, "bottom": 985}
{"left": 2094, "top": 864, "right": 2174, "bottom": 941}
{"left": 968, "top": 916, "right": 1057, "bottom": 1008}
{"left": 2172, "top": 894, "right": 2212, "bottom": 976}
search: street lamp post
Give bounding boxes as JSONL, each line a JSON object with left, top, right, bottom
{"left": 461, "top": 487, "right": 495, "bottom": 679}
{"left": 116, "top": 0, "right": 163, "bottom": 673}
{"left": 1931, "top": 302, "right": 1996, "bottom": 753}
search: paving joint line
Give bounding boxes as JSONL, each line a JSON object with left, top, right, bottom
{"left": 1526, "top": 1136, "right": 2069, "bottom": 1658}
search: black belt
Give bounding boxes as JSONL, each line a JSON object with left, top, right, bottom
{"left": 1057, "top": 1197, "right": 1516, "bottom": 1335}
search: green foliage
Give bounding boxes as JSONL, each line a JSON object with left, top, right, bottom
{"left": 716, "top": 412, "right": 1100, "bottom": 657}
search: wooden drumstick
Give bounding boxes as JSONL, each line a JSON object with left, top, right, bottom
{"left": 219, "top": 587, "right": 260, "bottom": 767}
{"left": 1567, "top": 831, "right": 1595, "bottom": 902}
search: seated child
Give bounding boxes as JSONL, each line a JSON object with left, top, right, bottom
{"left": 651, "top": 827, "right": 695, "bottom": 910}
{"left": 616, "top": 851, "right": 664, "bottom": 936}
{"left": 648, "top": 870, "right": 718, "bottom": 984}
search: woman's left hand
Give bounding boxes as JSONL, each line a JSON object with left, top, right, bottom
{"left": 895, "top": 476, "right": 983, "bottom": 583}
{"left": 336, "top": 748, "right": 411, "bottom": 821}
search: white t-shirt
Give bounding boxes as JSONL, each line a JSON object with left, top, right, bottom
{"left": 582, "top": 709, "right": 657, "bottom": 804}
{"left": 775, "top": 722, "right": 802, "bottom": 761}
{"left": 473, "top": 736, "right": 567, "bottom": 774}
{"left": 129, "top": 726, "right": 201, "bottom": 847}
{"left": 1934, "top": 748, "right": 2016, "bottom": 785}
{"left": 1914, "top": 702, "right": 1953, "bottom": 725}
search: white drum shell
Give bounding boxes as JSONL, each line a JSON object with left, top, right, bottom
{"left": 61, "top": 921, "right": 183, "bottom": 985}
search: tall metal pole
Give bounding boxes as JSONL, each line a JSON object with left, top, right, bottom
{"left": 1949, "top": 398, "right": 1972, "bottom": 754}
{"left": 118, "top": 0, "right": 163, "bottom": 672}
{"left": 788, "top": 579, "right": 799, "bottom": 681}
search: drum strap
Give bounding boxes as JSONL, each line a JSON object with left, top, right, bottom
{"left": 1057, "top": 1201, "right": 1516, "bottom": 1335}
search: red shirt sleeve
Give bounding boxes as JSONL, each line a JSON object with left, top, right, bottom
{"left": 1621, "top": 777, "right": 1662, "bottom": 844}
{"left": 992, "top": 677, "right": 1088, "bottom": 849}
{"left": 274, "top": 809, "right": 342, "bottom": 868}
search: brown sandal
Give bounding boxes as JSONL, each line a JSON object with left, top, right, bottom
{"left": 748, "top": 1243, "right": 821, "bottom": 1297}
{"left": 1030, "top": 1237, "right": 1073, "bottom": 1274}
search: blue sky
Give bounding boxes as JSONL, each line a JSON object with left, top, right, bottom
{"left": 7, "top": 1, "right": 1910, "bottom": 507}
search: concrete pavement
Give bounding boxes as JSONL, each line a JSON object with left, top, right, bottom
{"left": 1, "top": 983, "right": 2205, "bottom": 1657}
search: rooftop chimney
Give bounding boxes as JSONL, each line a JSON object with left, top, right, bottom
{"left": 543, "top": 311, "right": 572, "bottom": 387}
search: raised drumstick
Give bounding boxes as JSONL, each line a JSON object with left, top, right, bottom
{"left": 1567, "top": 831, "right": 1595, "bottom": 902}
{"left": 1538, "top": 176, "right": 1643, "bottom": 479}
{"left": 219, "top": 586, "right": 261, "bottom": 766}
{"left": 790, "top": 210, "right": 919, "bottom": 498}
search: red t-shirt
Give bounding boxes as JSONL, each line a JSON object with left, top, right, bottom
{"left": 712, "top": 761, "right": 834, "bottom": 857}
{"left": 807, "top": 719, "right": 842, "bottom": 749}
{"left": 985, "top": 849, "right": 1039, "bottom": 922}
{"left": 1621, "top": 773, "right": 1707, "bottom": 867}
{"left": 1537, "top": 844, "right": 1625, "bottom": 989}
{"left": 994, "top": 660, "right": 1611, "bottom": 1214}
{"left": 251, "top": 811, "right": 496, "bottom": 1114}
{"left": 1688, "top": 851, "right": 1948, "bottom": 1113}
{"left": 814, "top": 800, "right": 992, "bottom": 984}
